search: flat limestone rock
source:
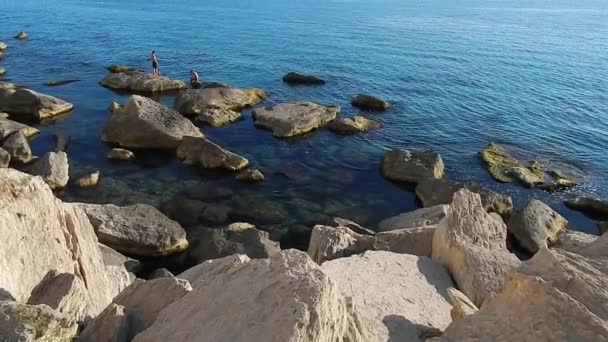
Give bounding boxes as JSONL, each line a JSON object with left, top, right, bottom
{"left": 176, "top": 136, "right": 249, "bottom": 171}
{"left": 77, "top": 303, "right": 129, "bottom": 342}
{"left": 100, "top": 70, "right": 186, "bottom": 92}
{"left": 0, "top": 301, "right": 78, "bottom": 341}
{"left": 178, "top": 254, "right": 251, "bottom": 285}
{"left": 0, "top": 87, "right": 73, "bottom": 121}
{"left": 508, "top": 200, "right": 567, "bottom": 253}
{"left": 307, "top": 225, "right": 375, "bottom": 264}
{"left": 322, "top": 251, "right": 453, "bottom": 341}
{"left": 382, "top": 150, "right": 445, "bottom": 184}
{"left": 27, "top": 271, "right": 92, "bottom": 322}
{"left": 76, "top": 203, "right": 188, "bottom": 257}
{"left": 282, "top": 71, "right": 326, "bottom": 85}
{"left": 328, "top": 116, "right": 381, "bottom": 135}
{"left": 374, "top": 226, "right": 436, "bottom": 257}
{"left": 132, "top": 250, "right": 369, "bottom": 342}
{"left": 174, "top": 87, "right": 266, "bottom": 115}
{"left": 432, "top": 189, "right": 520, "bottom": 307}
{"left": 351, "top": 94, "right": 391, "bottom": 111}
{"left": 102, "top": 95, "right": 202, "bottom": 149}
{"left": 29, "top": 151, "right": 69, "bottom": 190}
{"left": 195, "top": 108, "right": 242, "bottom": 127}
{"left": 377, "top": 205, "right": 448, "bottom": 232}
{"left": 252, "top": 101, "right": 340, "bottom": 138}
{"left": 0, "top": 118, "right": 39, "bottom": 140}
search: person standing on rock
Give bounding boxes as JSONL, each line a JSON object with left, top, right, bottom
{"left": 190, "top": 70, "right": 201, "bottom": 89}
{"left": 151, "top": 51, "right": 159, "bottom": 76}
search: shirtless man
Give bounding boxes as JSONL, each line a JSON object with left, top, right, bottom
{"left": 190, "top": 70, "right": 201, "bottom": 89}
{"left": 151, "top": 51, "right": 159, "bottom": 76}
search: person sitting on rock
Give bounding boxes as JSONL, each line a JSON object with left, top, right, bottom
{"left": 151, "top": 51, "right": 159, "bottom": 76}
{"left": 190, "top": 70, "right": 201, "bottom": 89}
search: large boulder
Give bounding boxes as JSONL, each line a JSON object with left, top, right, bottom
{"left": 27, "top": 271, "right": 92, "bottom": 322}
{"left": 178, "top": 254, "right": 251, "bottom": 285}
{"left": 102, "top": 95, "right": 202, "bottom": 149}
{"left": 351, "top": 94, "right": 391, "bottom": 111}
{"left": 132, "top": 250, "right": 369, "bottom": 342}
{"left": 328, "top": 116, "right": 381, "bottom": 135}
{"left": 0, "top": 87, "right": 73, "bottom": 121}
{"left": 432, "top": 189, "right": 520, "bottom": 307}
{"left": 76, "top": 203, "right": 188, "bottom": 257}
{"left": 377, "top": 205, "right": 448, "bottom": 232}
{"left": 307, "top": 225, "right": 375, "bottom": 264}
{"left": 0, "top": 301, "right": 78, "bottom": 341}
{"left": 438, "top": 248, "right": 608, "bottom": 341}
{"left": 1, "top": 131, "right": 33, "bottom": 163}
{"left": 382, "top": 150, "right": 445, "bottom": 184}
{"left": 415, "top": 179, "right": 513, "bottom": 218}
{"left": 99, "top": 70, "right": 186, "bottom": 92}
{"left": 252, "top": 101, "right": 340, "bottom": 138}
{"left": 29, "top": 151, "right": 69, "bottom": 190}
{"left": 322, "top": 251, "right": 453, "bottom": 341}
{"left": 0, "top": 169, "right": 113, "bottom": 316}
{"left": 76, "top": 303, "right": 129, "bottom": 342}
{"left": 174, "top": 87, "right": 266, "bottom": 116}
{"left": 282, "top": 71, "right": 325, "bottom": 85}
{"left": 0, "top": 118, "right": 39, "bottom": 140}
{"left": 194, "top": 108, "right": 242, "bottom": 127}
{"left": 176, "top": 136, "right": 249, "bottom": 171}
{"left": 508, "top": 200, "right": 567, "bottom": 253}
{"left": 565, "top": 196, "right": 608, "bottom": 217}
{"left": 374, "top": 226, "right": 436, "bottom": 257}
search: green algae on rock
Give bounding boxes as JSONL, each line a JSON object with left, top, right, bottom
{"left": 480, "top": 143, "right": 521, "bottom": 183}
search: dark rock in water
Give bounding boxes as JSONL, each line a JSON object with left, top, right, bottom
{"left": 508, "top": 200, "right": 567, "bottom": 253}
{"left": 273, "top": 164, "right": 312, "bottom": 183}
{"left": 176, "top": 136, "right": 249, "bottom": 171}
{"left": 539, "top": 170, "right": 578, "bottom": 191}
{"left": 148, "top": 268, "right": 174, "bottom": 279}
{"left": 235, "top": 168, "right": 265, "bottom": 182}
{"left": 0, "top": 147, "right": 10, "bottom": 167}
{"left": 282, "top": 72, "right": 325, "bottom": 85}
{"left": 200, "top": 204, "right": 231, "bottom": 225}
{"left": 44, "top": 80, "right": 80, "bottom": 87}
{"left": 107, "top": 148, "right": 134, "bottom": 161}
{"left": 328, "top": 116, "right": 381, "bottom": 135}
{"left": 202, "top": 81, "right": 229, "bottom": 89}
{"left": 415, "top": 178, "right": 513, "bottom": 218}
{"left": 106, "top": 65, "right": 133, "bottom": 73}
{"left": 74, "top": 170, "right": 101, "bottom": 188}
{"left": 252, "top": 101, "right": 340, "bottom": 138}
{"left": 160, "top": 196, "right": 207, "bottom": 227}
{"left": 565, "top": 196, "right": 608, "bottom": 217}
{"left": 15, "top": 32, "right": 28, "bottom": 40}
{"left": 1, "top": 131, "right": 32, "bottom": 163}
{"left": 351, "top": 94, "right": 391, "bottom": 111}
{"left": 183, "top": 181, "right": 233, "bottom": 201}
{"left": 54, "top": 132, "right": 69, "bottom": 152}
{"left": 231, "top": 196, "right": 288, "bottom": 224}
{"left": 381, "top": 150, "right": 445, "bottom": 184}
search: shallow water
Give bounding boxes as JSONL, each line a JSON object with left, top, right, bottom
{"left": 1, "top": 0, "right": 607, "bottom": 237}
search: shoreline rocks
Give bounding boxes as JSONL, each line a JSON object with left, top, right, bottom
{"left": 507, "top": 200, "right": 567, "bottom": 253}
{"left": 282, "top": 71, "right": 325, "bottom": 85}
{"left": 74, "top": 170, "right": 101, "bottom": 188}
{"left": 351, "top": 94, "right": 391, "bottom": 111}
{"left": 252, "top": 101, "right": 340, "bottom": 138}
{"left": 0, "top": 84, "right": 74, "bottom": 121}
{"left": 29, "top": 151, "right": 69, "bottom": 190}
{"left": 100, "top": 70, "right": 186, "bottom": 93}
{"left": 176, "top": 136, "right": 249, "bottom": 171}
{"left": 377, "top": 205, "right": 448, "bottom": 232}
{"left": 0, "top": 118, "right": 39, "bottom": 140}
{"left": 174, "top": 87, "right": 266, "bottom": 117}
{"left": 382, "top": 150, "right": 445, "bottom": 184}
{"left": 1, "top": 131, "right": 32, "bottom": 164}
{"left": 328, "top": 116, "right": 380, "bottom": 135}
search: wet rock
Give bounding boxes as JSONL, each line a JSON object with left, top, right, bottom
{"left": 565, "top": 195, "right": 608, "bottom": 217}
{"left": 74, "top": 170, "right": 101, "bottom": 188}
{"left": 322, "top": 251, "right": 453, "bottom": 341}
{"left": 415, "top": 178, "right": 513, "bottom": 218}
{"left": 508, "top": 163, "right": 545, "bottom": 187}
{"left": 480, "top": 143, "right": 521, "bottom": 183}
{"left": 0, "top": 87, "right": 73, "bottom": 121}
{"left": 174, "top": 87, "right": 266, "bottom": 116}
{"left": 540, "top": 169, "right": 578, "bottom": 190}
{"left": 100, "top": 70, "right": 186, "bottom": 92}
{"left": 432, "top": 189, "right": 520, "bottom": 307}
{"left": 282, "top": 71, "right": 325, "bottom": 85}
{"left": 0, "top": 118, "right": 39, "bottom": 140}
{"left": 77, "top": 203, "right": 189, "bottom": 256}
{"left": 252, "top": 101, "right": 340, "bottom": 138}
{"left": 447, "top": 287, "right": 478, "bottom": 320}
{"left": 44, "top": 79, "right": 80, "bottom": 87}
{"left": 29, "top": 151, "right": 69, "bottom": 190}
{"left": 77, "top": 303, "right": 129, "bottom": 342}
{"left": 107, "top": 147, "right": 134, "bottom": 160}
{"left": 148, "top": 268, "right": 174, "bottom": 279}
{"left": 132, "top": 250, "right": 368, "bottom": 342}
{"left": 375, "top": 226, "right": 436, "bottom": 257}
{"left": 102, "top": 95, "right": 202, "bottom": 149}
{"left": 98, "top": 243, "right": 142, "bottom": 274}
{"left": 307, "top": 225, "right": 375, "bottom": 264}
{"left": 351, "top": 94, "right": 391, "bottom": 111}
{"left": 202, "top": 81, "right": 229, "bottom": 89}
{"left": 328, "top": 116, "right": 381, "bottom": 134}
{"left": 27, "top": 270, "right": 92, "bottom": 321}
{"left": 200, "top": 203, "right": 231, "bottom": 225}
{"left": 0, "top": 147, "right": 9, "bottom": 167}
{"left": 15, "top": 32, "right": 28, "bottom": 40}
{"left": 235, "top": 168, "right": 264, "bottom": 182}
{"left": 194, "top": 108, "right": 241, "bottom": 127}
{"left": 377, "top": 205, "right": 448, "bottom": 232}
{"left": 508, "top": 200, "right": 567, "bottom": 253}
{"left": 159, "top": 196, "right": 206, "bottom": 227}
{"left": 1, "top": 131, "right": 32, "bottom": 163}
{"left": 381, "top": 150, "right": 445, "bottom": 184}
{"left": 182, "top": 180, "right": 233, "bottom": 201}
{"left": 0, "top": 301, "right": 78, "bottom": 341}
{"left": 176, "top": 136, "right": 249, "bottom": 171}
{"left": 553, "top": 230, "right": 597, "bottom": 254}
{"left": 230, "top": 195, "right": 288, "bottom": 224}
{"left": 106, "top": 65, "right": 133, "bottom": 73}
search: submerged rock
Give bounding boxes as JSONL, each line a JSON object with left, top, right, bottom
{"left": 230, "top": 195, "right": 289, "bottom": 224}
{"left": 0, "top": 86, "right": 73, "bottom": 121}
{"left": 53, "top": 132, "right": 69, "bottom": 152}
{"left": 102, "top": 95, "right": 202, "bottom": 149}
{"left": 565, "top": 195, "right": 608, "bottom": 217}
{"left": 351, "top": 94, "right": 391, "bottom": 111}
{"left": 182, "top": 180, "right": 233, "bottom": 201}
{"left": 282, "top": 71, "right": 326, "bottom": 85}
{"left": 235, "top": 168, "right": 264, "bottom": 182}
{"left": 176, "top": 136, "right": 249, "bottom": 171}
{"left": 328, "top": 116, "right": 381, "bottom": 135}
{"left": 377, "top": 205, "right": 448, "bottom": 232}
{"left": 106, "top": 65, "right": 133, "bottom": 73}
{"left": 480, "top": 143, "right": 521, "bottom": 183}
{"left": 174, "top": 87, "right": 266, "bottom": 116}
{"left": 252, "top": 101, "right": 340, "bottom": 138}
{"left": 100, "top": 70, "right": 186, "bottom": 92}
{"left": 74, "top": 170, "right": 101, "bottom": 188}
{"left": 195, "top": 108, "right": 242, "bottom": 127}
{"left": 0, "top": 118, "right": 39, "bottom": 139}
{"left": 1, "top": 131, "right": 32, "bottom": 163}
{"left": 15, "top": 32, "right": 28, "bottom": 40}
{"left": 29, "top": 151, "right": 69, "bottom": 190}
{"left": 508, "top": 200, "right": 567, "bottom": 253}
{"left": 381, "top": 150, "right": 445, "bottom": 184}
{"left": 159, "top": 196, "right": 206, "bottom": 227}
{"left": 107, "top": 148, "right": 134, "bottom": 160}
{"left": 44, "top": 79, "right": 80, "bottom": 87}
{"left": 0, "top": 301, "right": 78, "bottom": 341}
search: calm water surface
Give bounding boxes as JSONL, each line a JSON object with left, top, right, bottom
{"left": 1, "top": 0, "right": 607, "bottom": 237}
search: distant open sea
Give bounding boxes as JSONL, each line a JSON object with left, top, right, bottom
{"left": 1, "top": 0, "right": 607, "bottom": 235}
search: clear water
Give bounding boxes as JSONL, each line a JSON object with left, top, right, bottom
{"left": 1, "top": 0, "right": 607, "bottom": 236}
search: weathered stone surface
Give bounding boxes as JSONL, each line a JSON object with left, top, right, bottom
{"left": 100, "top": 70, "right": 186, "bottom": 92}
{"left": 565, "top": 196, "right": 608, "bottom": 217}
{"left": 382, "top": 150, "right": 445, "bottom": 184}
{"left": 235, "top": 168, "right": 264, "bottom": 182}
{"left": 322, "top": 251, "right": 452, "bottom": 341}
{"left": 174, "top": 87, "right": 266, "bottom": 116}
{"left": 0, "top": 301, "right": 78, "bottom": 341}
{"left": 77, "top": 303, "right": 129, "bottom": 342}
{"left": 432, "top": 189, "right": 520, "bottom": 307}
{"left": 74, "top": 170, "right": 100, "bottom": 188}
{"left": 0, "top": 169, "right": 113, "bottom": 316}
{"left": 29, "top": 151, "right": 69, "bottom": 190}
{"left": 438, "top": 248, "right": 608, "bottom": 341}
{"left": 480, "top": 143, "right": 521, "bottom": 183}
{"left": 508, "top": 200, "right": 568, "bottom": 253}
{"left": 194, "top": 108, "right": 242, "bottom": 127}
{"left": 415, "top": 178, "right": 513, "bottom": 218}
{"left": 375, "top": 226, "right": 436, "bottom": 257}
{"left": 1, "top": 131, "right": 32, "bottom": 163}
{"left": 132, "top": 250, "right": 369, "bottom": 342}
{"left": 282, "top": 71, "right": 325, "bottom": 85}
{"left": 327, "top": 217, "right": 376, "bottom": 236}
{"left": 107, "top": 148, "right": 134, "bottom": 161}
{"left": 176, "top": 136, "right": 249, "bottom": 171}
{"left": 351, "top": 94, "right": 391, "bottom": 111}
{"left": 553, "top": 230, "right": 597, "bottom": 254}
{"left": 102, "top": 95, "right": 202, "bottom": 149}
{"left": 580, "top": 232, "right": 608, "bottom": 258}
{"left": 328, "top": 116, "right": 381, "bottom": 135}
{"left": 15, "top": 32, "right": 28, "bottom": 40}
{"left": 27, "top": 271, "right": 92, "bottom": 321}
{"left": 148, "top": 268, "right": 174, "bottom": 280}
{"left": 178, "top": 254, "right": 251, "bottom": 285}
{"left": 105, "top": 265, "right": 135, "bottom": 300}
{"left": 0, "top": 147, "right": 9, "bottom": 167}
{"left": 98, "top": 243, "right": 142, "bottom": 274}
{"left": 447, "top": 287, "right": 478, "bottom": 321}
{"left": 307, "top": 225, "right": 375, "bottom": 264}
{"left": 0, "top": 87, "right": 73, "bottom": 121}
{"left": 77, "top": 203, "right": 188, "bottom": 257}
{"left": 0, "top": 118, "right": 39, "bottom": 140}
{"left": 377, "top": 205, "right": 448, "bottom": 232}
{"left": 252, "top": 101, "right": 340, "bottom": 138}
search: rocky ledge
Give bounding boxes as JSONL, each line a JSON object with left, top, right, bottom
{"left": 0, "top": 81, "right": 73, "bottom": 121}
{"left": 100, "top": 70, "right": 186, "bottom": 93}
{"left": 252, "top": 101, "right": 340, "bottom": 138}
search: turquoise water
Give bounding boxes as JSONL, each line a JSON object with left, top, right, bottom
{"left": 1, "top": 0, "right": 607, "bottom": 236}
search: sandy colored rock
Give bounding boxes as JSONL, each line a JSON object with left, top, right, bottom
{"left": 174, "top": 87, "right": 266, "bottom": 115}
{"left": 0, "top": 87, "right": 73, "bottom": 121}
{"left": 27, "top": 271, "right": 92, "bottom": 322}
{"left": 377, "top": 205, "right": 448, "bottom": 232}
{"left": 74, "top": 170, "right": 100, "bottom": 188}
{"left": 447, "top": 287, "right": 478, "bottom": 320}
{"left": 98, "top": 243, "right": 141, "bottom": 274}
{"left": 29, "top": 151, "right": 69, "bottom": 190}
{"left": 328, "top": 116, "right": 381, "bottom": 134}
{"left": 77, "top": 203, "right": 188, "bottom": 257}
{"left": 0, "top": 118, "right": 39, "bottom": 140}
{"left": 553, "top": 230, "right": 597, "bottom": 254}
{"left": 100, "top": 70, "right": 186, "bottom": 92}
{"left": 1, "top": 131, "right": 32, "bottom": 163}
{"left": 282, "top": 71, "right": 325, "bottom": 85}
{"left": 15, "top": 32, "right": 28, "bottom": 40}
{"left": 322, "top": 251, "right": 453, "bottom": 341}
{"left": 178, "top": 254, "right": 251, "bottom": 285}
{"left": 77, "top": 303, "right": 129, "bottom": 342}
{"left": 382, "top": 150, "right": 444, "bottom": 184}
{"left": 351, "top": 94, "right": 391, "bottom": 111}
{"left": 0, "top": 301, "right": 78, "bottom": 341}
{"left": 176, "top": 136, "right": 249, "bottom": 171}
{"left": 565, "top": 195, "right": 608, "bottom": 217}
{"left": 107, "top": 148, "right": 134, "bottom": 161}
{"left": 102, "top": 95, "right": 202, "bottom": 149}
{"left": 307, "top": 225, "right": 375, "bottom": 264}
{"left": 195, "top": 108, "right": 242, "bottom": 127}
{"left": 148, "top": 268, "right": 174, "bottom": 279}
{"left": 252, "top": 101, "right": 340, "bottom": 138}
{"left": 235, "top": 168, "right": 264, "bottom": 182}
{"left": 508, "top": 200, "right": 567, "bottom": 253}
{"left": 105, "top": 265, "right": 135, "bottom": 300}
{"left": 580, "top": 232, "right": 608, "bottom": 258}
{"left": 432, "top": 189, "right": 520, "bottom": 307}
{"left": 0, "top": 147, "right": 9, "bottom": 167}
{"left": 132, "top": 250, "right": 369, "bottom": 342}
{"left": 375, "top": 226, "right": 436, "bottom": 257}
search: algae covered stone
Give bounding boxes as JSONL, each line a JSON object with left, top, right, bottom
{"left": 481, "top": 143, "right": 521, "bottom": 183}
{"left": 0, "top": 301, "right": 78, "bottom": 341}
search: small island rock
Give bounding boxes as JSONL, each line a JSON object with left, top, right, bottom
{"left": 351, "top": 94, "right": 391, "bottom": 111}
{"left": 107, "top": 148, "right": 135, "bottom": 160}
{"left": 100, "top": 70, "right": 186, "bottom": 93}
{"left": 381, "top": 150, "right": 445, "bottom": 184}
{"left": 328, "top": 116, "right": 380, "bottom": 135}
{"left": 252, "top": 101, "right": 340, "bottom": 138}
{"left": 282, "top": 71, "right": 325, "bottom": 85}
